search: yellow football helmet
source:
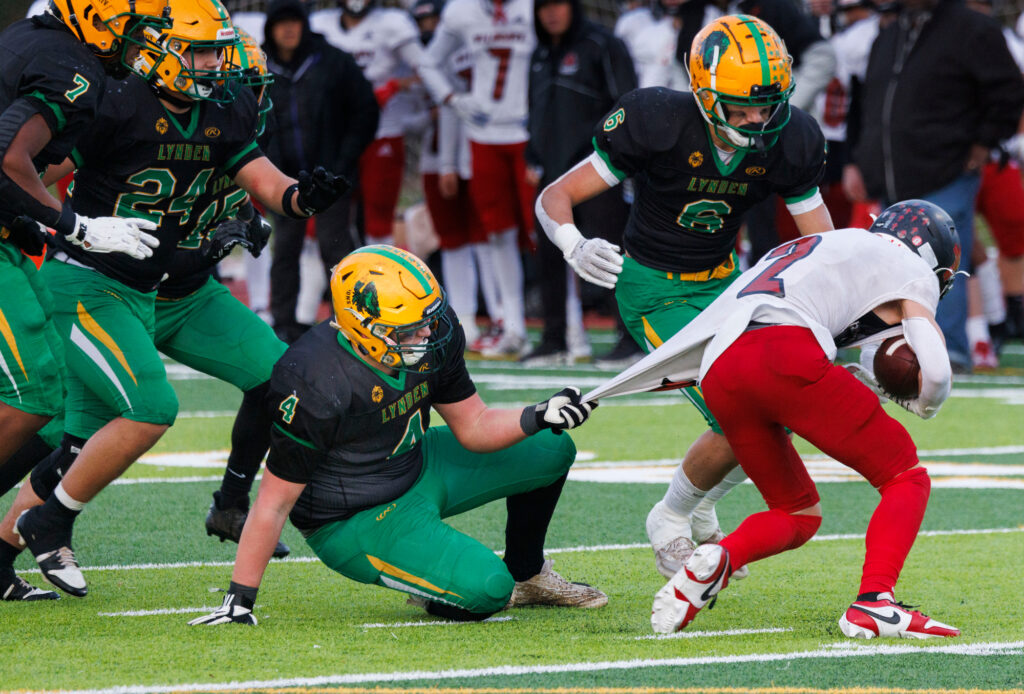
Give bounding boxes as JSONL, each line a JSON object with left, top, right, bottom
{"left": 48, "top": 0, "right": 172, "bottom": 75}
{"left": 330, "top": 245, "right": 452, "bottom": 372}
{"left": 225, "top": 27, "right": 274, "bottom": 133}
{"left": 688, "top": 15, "right": 794, "bottom": 153}
{"left": 136, "top": 0, "right": 241, "bottom": 102}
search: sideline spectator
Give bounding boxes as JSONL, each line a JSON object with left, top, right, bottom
{"left": 263, "top": 0, "right": 379, "bottom": 343}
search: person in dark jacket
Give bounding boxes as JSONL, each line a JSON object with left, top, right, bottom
{"left": 522, "top": 0, "right": 638, "bottom": 366}
{"left": 263, "top": 0, "right": 379, "bottom": 343}
{"left": 845, "top": 0, "right": 1024, "bottom": 372}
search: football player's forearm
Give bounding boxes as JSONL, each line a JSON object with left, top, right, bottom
{"left": 451, "top": 407, "right": 527, "bottom": 453}
{"left": 231, "top": 504, "right": 289, "bottom": 589}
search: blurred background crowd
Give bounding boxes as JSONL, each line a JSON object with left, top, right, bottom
{"left": 6, "top": 0, "right": 1024, "bottom": 373}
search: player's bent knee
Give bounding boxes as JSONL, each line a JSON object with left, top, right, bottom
{"left": 530, "top": 429, "right": 577, "bottom": 474}
{"left": 789, "top": 513, "right": 822, "bottom": 549}
{"left": 878, "top": 465, "right": 931, "bottom": 494}
{"left": 449, "top": 549, "right": 515, "bottom": 614}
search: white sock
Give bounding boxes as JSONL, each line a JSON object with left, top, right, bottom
{"left": 296, "top": 236, "right": 326, "bottom": 325}
{"left": 243, "top": 251, "right": 271, "bottom": 313}
{"left": 566, "top": 266, "right": 584, "bottom": 337}
{"left": 976, "top": 257, "right": 1007, "bottom": 324}
{"left": 55, "top": 483, "right": 86, "bottom": 512}
{"left": 441, "top": 246, "right": 477, "bottom": 319}
{"left": 472, "top": 242, "right": 503, "bottom": 324}
{"left": 967, "top": 314, "right": 991, "bottom": 345}
{"left": 703, "top": 465, "right": 748, "bottom": 504}
{"left": 489, "top": 228, "right": 525, "bottom": 337}
{"left": 662, "top": 465, "right": 707, "bottom": 516}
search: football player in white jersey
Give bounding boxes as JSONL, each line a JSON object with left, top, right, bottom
{"left": 418, "top": 0, "right": 537, "bottom": 357}
{"left": 310, "top": 0, "right": 425, "bottom": 244}
{"left": 586, "top": 201, "right": 963, "bottom": 639}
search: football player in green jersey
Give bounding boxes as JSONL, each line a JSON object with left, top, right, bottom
{"left": 190, "top": 246, "right": 605, "bottom": 626}
{"left": 536, "top": 15, "right": 834, "bottom": 583}
{"left": 6, "top": 0, "right": 351, "bottom": 599}
{"left": 0, "top": 0, "right": 172, "bottom": 602}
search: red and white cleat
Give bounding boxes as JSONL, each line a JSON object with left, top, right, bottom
{"left": 650, "top": 543, "right": 730, "bottom": 634}
{"left": 839, "top": 593, "right": 960, "bottom": 639}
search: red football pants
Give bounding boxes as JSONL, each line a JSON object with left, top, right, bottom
{"left": 422, "top": 173, "right": 487, "bottom": 250}
{"left": 468, "top": 140, "right": 536, "bottom": 246}
{"left": 977, "top": 161, "right": 1024, "bottom": 258}
{"left": 704, "top": 327, "right": 928, "bottom": 593}
{"left": 359, "top": 136, "right": 405, "bottom": 240}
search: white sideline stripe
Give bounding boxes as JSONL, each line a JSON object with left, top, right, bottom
{"left": 98, "top": 606, "right": 219, "bottom": 617}
{"left": 36, "top": 641, "right": 1024, "bottom": 694}
{"left": 359, "top": 616, "right": 514, "bottom": 628}
{"left": 15, "top": 527, "right": 1024, "bottom": 577}
{"left": 637, "top": 627, "right": 793, "bottom": 640}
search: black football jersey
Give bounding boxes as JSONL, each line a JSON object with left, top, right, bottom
{"left": 0, "top": 16, "right": 106, "bottom": 223}
{"left": 157, "top": 171, "right": 249, "bottom": 298}
{"left": 266, "top": 315, "right": 476, "bottom": 533}
{"left": 59, "top": 77, "right": 262, "bottom": 291}
{"left": 592, "top": 88, "right": 826, "bottom": 273}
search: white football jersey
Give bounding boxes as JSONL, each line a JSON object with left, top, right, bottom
{"left": 813, "top": 15, "right": 878, "bottom": 142}
{"left": 614, "top": 6, "right": 655, "bottom": 66}
{"left": 310, "top": 7, "right": 422, "bottom": 139}
{"left": 422, "top": 49, "right": 474, "bottom": 176}
{"left": 586, "top": 229, "right": 941, "bottom": 401}
{"left": 420, "top": 0, "right": 535, "bottom": 144}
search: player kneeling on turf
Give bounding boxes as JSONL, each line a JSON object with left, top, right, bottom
{"left": 190, "top": 245, "right": 604, "bottom": 626}
{"left": 587, "top": 201, "right": 963, "bottom": 639}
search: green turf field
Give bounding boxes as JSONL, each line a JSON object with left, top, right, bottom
{"left": 1, "top": 339, "right": 1022, "bottom": 694}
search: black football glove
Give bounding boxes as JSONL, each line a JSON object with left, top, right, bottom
{"left": 2, "top": 215, "right": 46, "bottom": 256}
{"left": 295, "top": 166, "right": 351, "bottom": 216}
{"left": 236, "top": 203, "right": 272, "bottom": 258}
{"left": 202, "top": 218, "right": 254, "bottom": 264}
{"left": 521, "top": 386, "right": 597, "bottom": 435}
{"left": 187, "top": 590, "right": 257, "bottom": 626}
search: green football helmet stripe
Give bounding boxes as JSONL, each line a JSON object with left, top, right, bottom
{"left": 737, "top": 15, "right": 772, "bottom": 87}
{"left": 351, "top": 247, "right": 435, "bottom": 295}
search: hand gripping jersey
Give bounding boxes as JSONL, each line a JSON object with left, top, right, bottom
{"left": 590, "top": 87, "right": 826, "bottom": 274}
{"left": 0, "top": 16, "right": 107, "bottom": 224}
{"left": 59, "top": 77, "right": 262, "bottom": 291}
{"left": 310, "top": 7, "right": 421, "bottom": 139}
{"left": 265, "top": 316, "right": 476, "bottom": 533}
{"left": 421, "top": 0, "right": 535, "bottom": 144}
{"left": 586, "top": 228, "right": 940, "bottom": 401}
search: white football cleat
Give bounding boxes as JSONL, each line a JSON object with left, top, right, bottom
{"left": 646, "top": 501, "right": 696, "bottom": 579}
{"left": 651, "top": 543, "right": 730, "bottom": 634}
{"left": 839, "top": 593, "right": 960, "bottom": 639}
{"left": 696, "top": 527, "right": 748, "bottom": 580}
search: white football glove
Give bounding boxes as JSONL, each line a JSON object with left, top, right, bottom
{"left": 844, "top": 362, "right": 938, "bottom": 419}
{"left": 844, "top": 362, "right": 888, "bottom": 401}
{"left": 448, "top": 93, "right": 490, "bottom": 127}
{"left": 65, "top": 215, "right": 160, "bottom": 260}
{"left": 565, "top": 237, "right": 623, "bottom": 289}
{"left": 521, "top": 386, "right": 598, "bottom": 435}
{"left": 888, "top": 395, "right": 940, "bottom": 420}
{"left": 187, "top": 591, "right": 256, "bottom": 626}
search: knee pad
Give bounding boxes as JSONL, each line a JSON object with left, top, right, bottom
{"left": 29, "top": 434, "right": 86, "bottom": 499}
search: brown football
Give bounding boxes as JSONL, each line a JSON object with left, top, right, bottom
{"left": 873, "top": 336, "right": 921, "bottom": 399}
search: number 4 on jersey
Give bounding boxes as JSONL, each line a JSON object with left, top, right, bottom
{"left": 279, "top": 394, "right": 299, "bottom": 424}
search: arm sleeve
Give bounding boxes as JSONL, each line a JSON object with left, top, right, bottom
{"left": 901, "top": 316, "right": 951, "bottom": 417}
{"left": 419, "top": 23, "right": 463, "bottom": 105}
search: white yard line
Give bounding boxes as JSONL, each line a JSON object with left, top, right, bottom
{"left": 636, "top": 627, "right": 793, "bottom": 640}
{"left": 15, "top": 527, "right": 1024, "bottom": 577}
{"left": 97, "top": 606, "right": 219, "bottom": 617}
{"left": 26, "top": 641, "right": 1024, "bottom": 694}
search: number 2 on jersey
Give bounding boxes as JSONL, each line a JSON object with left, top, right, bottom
{"left": 737, "top": 235, "right": 821, "bottom": 298}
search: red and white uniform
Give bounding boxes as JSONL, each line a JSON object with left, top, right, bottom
{"left": 590, "top": 228, "right": 950, "bottom": 595}
{"left": 813, "top": 15, "right": 878, "bottom": 144}
{"left": 310, "top": 7, "right": 423, "bottom": 240}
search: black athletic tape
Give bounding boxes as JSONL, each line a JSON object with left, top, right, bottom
{"left": 281, "top": 182, "right": 305, "bottom": 219}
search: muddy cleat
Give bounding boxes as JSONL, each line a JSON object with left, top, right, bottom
{"left": 14, "top": 508, "right": 86, "bottom": 597}
{"left": 651, "top": 543, "right": 730, "bottom": 633}
{"left": 838, "top": 593, "right": 960, "bottom": 639}
{"left": 509, "top": 559, "right": 607, "bottom": 608}
{"left": 205, "top": 493, "right": 290, "bottom": 558}
{"left": 1, "top": 566, "right": 59, "bottom": 601}
{"left": 646, "top": 500, "right": 697, "bottom": 579}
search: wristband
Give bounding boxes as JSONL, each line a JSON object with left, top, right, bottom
{"left": 281, "top": 183, "right": 306, "bottom": 219}
{"left": 228, "top": 580, "right": 259, "bottom": 604}
{"left": 551, "top": 223, "right": 583, "bottom": 257}
{"left": 519, "top": 406, "right": 540, "bottom": 436}
{"left": 53, "top": 205, "right": 79, "bottom": 239}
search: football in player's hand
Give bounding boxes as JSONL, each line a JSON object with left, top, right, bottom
{"left": 873, "top": 336, "right": 921, "bottom": 399}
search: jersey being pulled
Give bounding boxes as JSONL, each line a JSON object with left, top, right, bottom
{"left": 266, "top": 315, "right": 476, "bottom": 534}
{"left": 61, "top": 77, "right": 261, "bottom": 291}
{"left": 585, "top": 229, "right": 940, "bottom": 401}
{"left": 310, "top": 7, "right": 420, "bottom": 139}
{"left": 0, "top": 16, "right": 106, "bottom": 223}
{"left": 591, "top": 88, "right": 826, "bottom": 274}
{"left": 429, "top": 0, "right": 534, "bottom": 144}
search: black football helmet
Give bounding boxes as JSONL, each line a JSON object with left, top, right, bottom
{"left": 869, "top": 200, "right": 963, "bottom": 298}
